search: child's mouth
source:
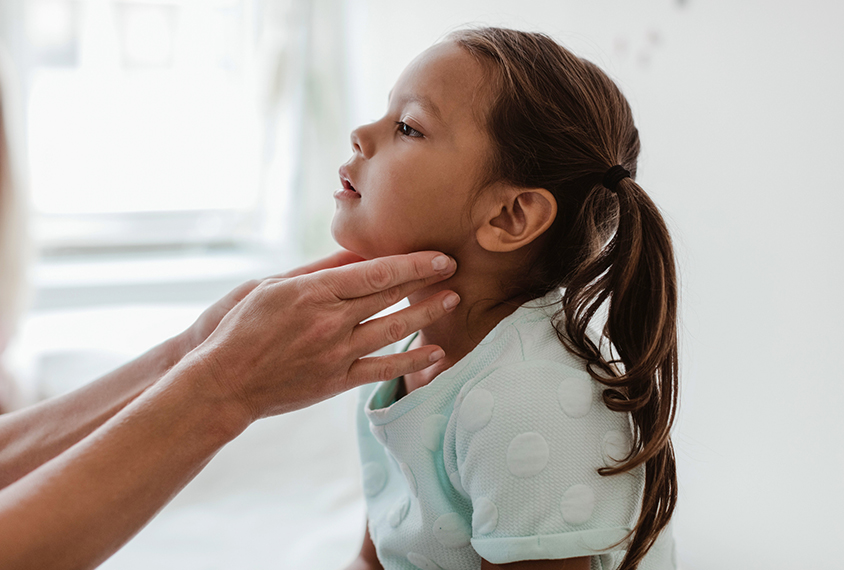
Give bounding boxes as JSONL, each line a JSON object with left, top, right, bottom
{"left": 334, "top": 172, "right": 361, "bottom": 200}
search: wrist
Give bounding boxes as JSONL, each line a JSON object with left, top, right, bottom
{"left": 166, "top": 330, "right": 195, "bottom": 365}
{"left": 112, "top": 336, "right": 188, "bottom": 398}
{"left": 163, "top": 350, "right": 253, "bottom": 442}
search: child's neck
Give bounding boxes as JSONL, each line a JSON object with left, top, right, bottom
{"left": 402, "top": 253, "right": 525, "bottom": 395}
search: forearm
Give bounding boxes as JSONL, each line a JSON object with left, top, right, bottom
{"left": 0, "top": 252, "right": 459, "bottom": 570}
{"left": 0, "top": 353, "right": 247, "bottom": 570}
{"left": 0, "top": 334, "right": 187, "bottom": 489}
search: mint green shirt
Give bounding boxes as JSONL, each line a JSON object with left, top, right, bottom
{"left": 357, "top": 293, "right": 676, "bottom": 570}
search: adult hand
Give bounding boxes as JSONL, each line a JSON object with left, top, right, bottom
{"left": 181, "top": 250, "right": 459, "bottom": 423}
{"left": 0, "top": 250, "right": 458, "bottom": 570}
{"left": 175, "top": 250, "right": 366, "bottom": 358}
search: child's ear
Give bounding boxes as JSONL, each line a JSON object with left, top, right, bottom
{"left": 476, "top": 188, "right": 557, "bottom": 253}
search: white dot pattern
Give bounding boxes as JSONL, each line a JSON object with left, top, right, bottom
{"left": 407, "top": 552, "right": 443, "bottom": 570}
{"left": 361, "top": 462, "right": 386, "bottom": 497}
{"left": 557, "top": 377, "right": 593, "bottom": 418}
{"left": 421, "top": 414, "right": 448, "bottom": 451}
{"left": 560, "top": 484, "right": 596, "bottom": 525}
{"left": 432, "top": 513, "right": 471, "bottom": 548}
{"left": 356, "top": 291, "right": 660, "bottom": 570}
{"left": 448, "top": 470, "right": 469, "bottom": 499}
{"left": 454, "top": 387, "right": 467, "bottom": 410}
{"left": 603, "top": 429, "right": 632, "bottom": 465}
{"left": 506, "top": 432, "right": 549, "bottom": 478}
{"left": 400, "top": 462, "right": 418, "bottom": 497}
{"left": 472, "top": 497, "right": 499, "bottom": 535}
{"left": 388, "top": 495, "right": 411, "bottom": 528}
{"left": 457, "top": 389, "right": 494, "bottom": 432}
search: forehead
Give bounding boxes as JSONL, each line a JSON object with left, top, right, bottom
{"left": 391, "top": 41, "right": 490, "bottom": 127}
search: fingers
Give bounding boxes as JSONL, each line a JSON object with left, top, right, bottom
{"left": 346, "top": 271, "right": 456, "bottom": 324}
{"left": 277, "top": 250, "right": 365, "bottom": 279}
{"left": 320, "top": 251, "right": 456, "bottom": 301}
{"left": 351, "top": 290, "right": 460, "bottom": 357}
{"left": 346, "top": 346, "right": 446, "bottom": 388}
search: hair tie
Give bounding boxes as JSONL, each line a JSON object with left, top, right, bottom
{"left": 602, "top": 165, "right": 630, "bottom": 192}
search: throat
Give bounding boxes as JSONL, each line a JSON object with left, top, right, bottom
{"left": 400, "top": 296, "right": 521, "bottom": 396}
{"left": 397, "top": 249, "right": 532, "bottom": 398}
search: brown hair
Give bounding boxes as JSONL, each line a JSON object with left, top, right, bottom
{"left": 451, "top": 28, "right": 678, "bottom": 569}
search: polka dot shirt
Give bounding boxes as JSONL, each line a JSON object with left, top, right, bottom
{"left": 357, "top": 292, "right": 677, "bottom": 570}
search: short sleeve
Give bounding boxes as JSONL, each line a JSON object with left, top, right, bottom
{"left": 444, "top": 361, "right": 643, "bottom": 565}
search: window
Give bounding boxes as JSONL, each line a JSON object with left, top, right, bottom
{"left": 21, "top": 0, "right": 277, "bottom": 253}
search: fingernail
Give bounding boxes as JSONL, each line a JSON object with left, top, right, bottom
{"left": 432, "top": 255, "right": 453, "bottom": 273}
{"left": 429, "top": 348, "right": 445, "bottom": 362}
{"left": 442, "top": 292, "right": 460, "bottom": 311}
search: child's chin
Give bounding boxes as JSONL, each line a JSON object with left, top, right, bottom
{"left": 333, "top": 238, "right": 404, "bottom": 261}
{"left": 331, "top": 223, "right": 416, "bottom": 260}
{"left": 331, "top": 229, "right": 377, "bottom": 260}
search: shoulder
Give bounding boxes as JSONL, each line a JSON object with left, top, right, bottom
{"left": 450, "top": 303, "right": 620, "bottom": 439}
{"left": 453, "top": 359, "right": 624, "bottom": 443}
{"left": 447, "top": 349, "right": 635, "bottom": 490}
{"left": 443, "top": 357, "right": 643, "bottom": 563}
{"left": 457, "top": 302, "right": 586, "bottom": 385}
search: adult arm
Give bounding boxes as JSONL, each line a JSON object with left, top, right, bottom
{"left": 0, "top": 336, "right": 181, "bottom": 489}
{"left": 0, "top": 250, "right": 458, "bottom": 570}
{"left": 0, "top": 277, "right": 259, "bottom": 490}
{"left": 0, "top": 250, "right": 366, "bottom": 489}
{"left": 0, "top": 250, "right": 365, "bottom": 489}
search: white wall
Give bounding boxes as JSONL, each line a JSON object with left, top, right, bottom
{"left": 348, "top": 1, "right": 844, "bottom": 568}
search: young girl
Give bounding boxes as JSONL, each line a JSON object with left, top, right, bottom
{"left": 333, "top": 27, "right": 678, "bottom": 570}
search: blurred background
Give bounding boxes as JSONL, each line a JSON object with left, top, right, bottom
{"left": 0, "top": 0, "right": 842, "bottom": 568}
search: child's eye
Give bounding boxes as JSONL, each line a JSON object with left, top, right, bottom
{"left": 395, "top": 121, "right": 423, "bottom": 138}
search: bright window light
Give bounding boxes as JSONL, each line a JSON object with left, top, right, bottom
{"left": 22, "top": 0, "right": 273, "bottom": 251}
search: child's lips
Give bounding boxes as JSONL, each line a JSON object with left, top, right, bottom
{"left": 335, "top": 169, "right": 361, "bottom": 200}
{"left": 341, "top": 177, "right": 358, "bottom": 193}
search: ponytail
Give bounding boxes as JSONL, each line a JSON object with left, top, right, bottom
{"left": 559, "top": 177, "right": 678, "bottom": 570}
{"left": 451, "top": 27, "right": 679, "bottom": 569}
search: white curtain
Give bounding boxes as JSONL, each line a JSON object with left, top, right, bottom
{"left": 0, "top": 0, "right": 351, "bottom": 409}
{"left": 256, "top": 0, "right": 351, "bottom": 258}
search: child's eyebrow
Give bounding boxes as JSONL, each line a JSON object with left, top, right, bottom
{"left": 387, "top": 91, "right": 445, "bottom": 125}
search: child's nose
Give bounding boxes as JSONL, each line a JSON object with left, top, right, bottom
{"left": 350, "top": 124, "right": 374, "bottom": 158}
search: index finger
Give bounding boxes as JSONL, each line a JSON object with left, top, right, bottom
{"left": 318, "top": 251, "right": 457, "bottom": 300}
{"left": 277, "top": 250, "right": 365, "bottom": 279}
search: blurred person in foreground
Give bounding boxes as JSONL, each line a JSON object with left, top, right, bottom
{"left": 0, "top": 46, "right": 27, "bottom": 412}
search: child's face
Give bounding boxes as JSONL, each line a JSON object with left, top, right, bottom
{"left": 332, "top": 41, "right": 493, "bottom": 259}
